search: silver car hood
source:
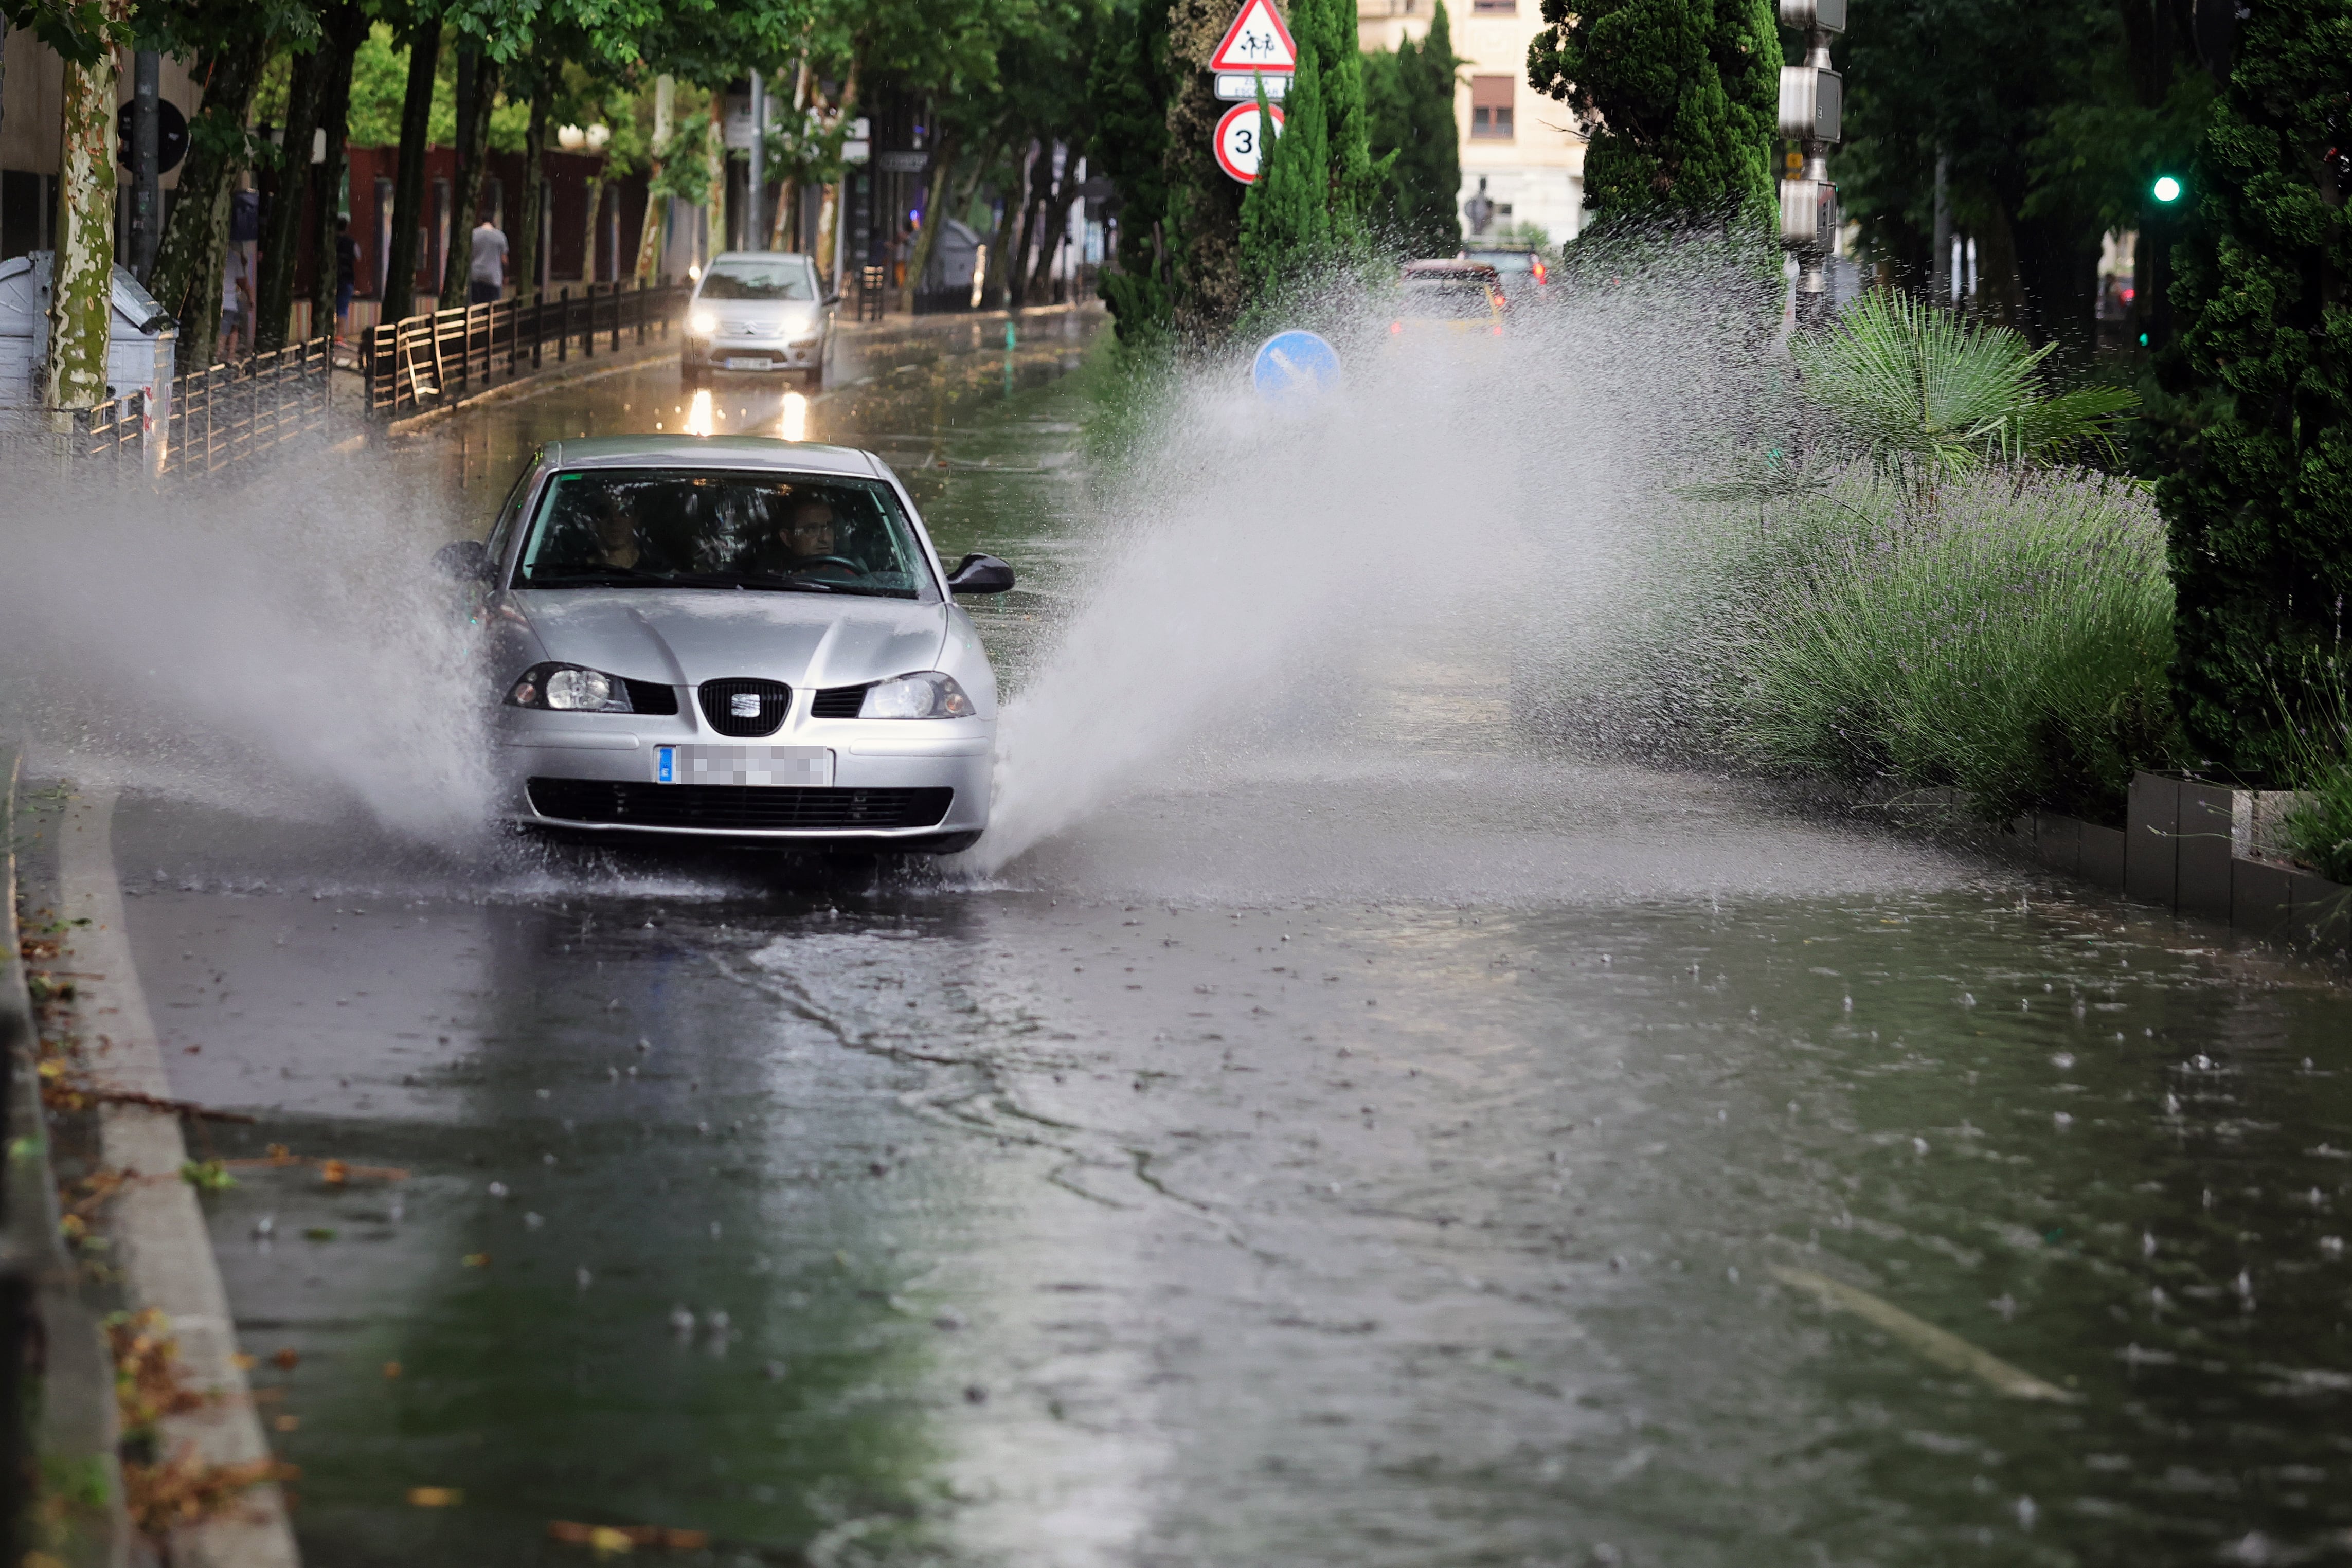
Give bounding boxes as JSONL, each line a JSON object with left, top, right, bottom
{"left": 510, "top": 589, "right": 947, "bottom": 689}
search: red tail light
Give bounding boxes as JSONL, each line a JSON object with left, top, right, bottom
{"left": 1389, "top": 320, "right": 1404, "bottom": 335}
{"left": 1532, "top": 258, "right": 1548, "bottom": 286}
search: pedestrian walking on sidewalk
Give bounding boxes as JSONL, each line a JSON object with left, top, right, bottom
{"left": 218, "top": 243, "right": 252, "bottom": 362}
{"left": 469, "top": 216, "right": 509, "bottom": 307}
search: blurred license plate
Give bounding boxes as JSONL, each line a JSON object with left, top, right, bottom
{"left": 655, "top": 745, "right": 832, "bottom": 786}
{"left": 723, "top": 356, "right": 769, "bottom": 370}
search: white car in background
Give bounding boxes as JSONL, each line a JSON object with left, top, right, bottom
{"left": 681, "top": 251, "right": 839, "bottom": 390}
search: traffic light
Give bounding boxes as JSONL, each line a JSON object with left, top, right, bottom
{"left": 2151, "top": 174, "right": 2184, "bottom": 204}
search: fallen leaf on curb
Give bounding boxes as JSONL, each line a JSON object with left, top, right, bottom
{"left": 408, "top": 1487, "right": 463, "bottom": 1508}
{"left": 125, "top": 1445, "right": 296, "bottom": 1536}
{"left": 272, "top": 1348, "right": 300, "bottom": 1371}
{"left": 320, "top": 1159, "right": 349, "bottom": 1185}
{"left": 548, "top": 1520, "right": 711, "bottom": 1551}
{"left": 383, "top": 1361, "right": 402, "bottom": 1379}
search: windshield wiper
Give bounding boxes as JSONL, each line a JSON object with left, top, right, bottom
{"left": 522, "top": 567, "right": 666, "bottom": 587}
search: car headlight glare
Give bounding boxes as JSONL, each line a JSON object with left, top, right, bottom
{"left": 507, "top": 662, "right": 634, "bottom": 713}
{"left": 859, "top": 671, "right": 974, "bottom": 720}
{"left": 690, "top": 309, "right": 717, "bottom": 333}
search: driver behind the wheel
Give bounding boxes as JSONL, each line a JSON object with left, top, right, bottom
{"left": 758, "top": 496, "right": 846, "bottom": 573}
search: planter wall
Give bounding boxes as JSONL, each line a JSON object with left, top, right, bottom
{"left": 2012, "top": 772, "right": 2349, "bottom": 952}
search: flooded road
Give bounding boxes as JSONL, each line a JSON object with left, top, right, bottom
{"left": 42, "top": 311, "right": 2352, "bottom": 1566}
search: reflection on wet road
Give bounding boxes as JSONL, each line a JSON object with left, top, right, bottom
{"left": 82, "top": 309, "right": 2352, "bottom": 1566}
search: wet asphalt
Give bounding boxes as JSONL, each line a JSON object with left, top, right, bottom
{"left": 59, "top": 312, "right": 2352, "bottom": 1566}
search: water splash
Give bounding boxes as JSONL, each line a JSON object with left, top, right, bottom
{"left": 973, "top": 268, "right": 1765, "bottom": 873}
{"left": 0, "top": 450, "right": 490, "bottom": 839}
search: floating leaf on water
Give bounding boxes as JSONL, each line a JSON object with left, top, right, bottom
{"left": 461, "top": 1253, "right": 490, "bottom": 1268}
{"left": 408, "top": 1486, "right": 463, "bottom": 1508}
{"left": 303, "top": 1227, "right": 337, "bottom": 1242}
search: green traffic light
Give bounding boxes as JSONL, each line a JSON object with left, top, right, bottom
{"left": 2152, "top": 174, "right": 2183, "bottom": 203}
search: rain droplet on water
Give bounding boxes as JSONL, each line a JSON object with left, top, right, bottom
{"left": 487, "top": 1181, "right": 509, "bottom": 1199}
{"left": 670, "top": 1306, "right": 695, "bottom": 1335}
{"left": 1960, "top": 993, "right": 1976, "bottom": 1007}
{"left": 2322, "top": 1237, "right": 2344, "bottom": 1259}
{"left": 2142, "top": 1231, "right": 2156, "bottom": 1258}
{"left": 525, "top": 1212, "right": 544, "bottom": 1229}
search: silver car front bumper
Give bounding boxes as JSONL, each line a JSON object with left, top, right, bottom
{"left": 680, "top": 336, "right": 823, "bottom": 371}
{"left": 497, "top": 714, "right": 993, "bottom": 842}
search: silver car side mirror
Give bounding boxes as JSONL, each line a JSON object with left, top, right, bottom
{"left": 945, "top": 553, "right": 1014, "bottom": 594}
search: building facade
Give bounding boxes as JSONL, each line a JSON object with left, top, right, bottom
{"left": 1356, "top": 0, "right": 1587, "bottom": 248}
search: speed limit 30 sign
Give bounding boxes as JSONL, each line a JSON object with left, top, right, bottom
{"left": 1213, "top": 101, "right": 1285, "bottom": 184}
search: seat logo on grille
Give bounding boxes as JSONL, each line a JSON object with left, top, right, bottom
{"left": 730, "top": 693, "right": 763, "bottom": 717}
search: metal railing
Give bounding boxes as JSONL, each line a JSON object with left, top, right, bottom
{"left": 165, "top": 337, "right": 336, "bottom": 478}
{"left": 0, "top": 336, "right": 337, "bottom": 484}
{"left": 364, "top": 280, "right": 690, "bottom": 419}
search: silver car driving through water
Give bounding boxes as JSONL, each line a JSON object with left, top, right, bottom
{"left": 438, "top": 436, "right": 1015, "bottom": 853}
{"left": 681, "top": 251, "right": 838, "bottom": 389}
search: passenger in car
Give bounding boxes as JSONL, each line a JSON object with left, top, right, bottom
{"left": 590, "top": 494, "right": 645, "bottom": 569}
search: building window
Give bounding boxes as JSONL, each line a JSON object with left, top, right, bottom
{"left": 1471, "top": 0, "right": 1516, "bottom": 10}
{"left": 1470, "top": 76, "right": 1515, "bottom": 139}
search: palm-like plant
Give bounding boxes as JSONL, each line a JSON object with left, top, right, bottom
{"left": 1793, "top": 292, "right": 2136, "bottom": 476}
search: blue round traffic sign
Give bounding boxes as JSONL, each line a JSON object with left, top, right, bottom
{"left": 1251, "top": 330, "right": 1340, "bottom": 405}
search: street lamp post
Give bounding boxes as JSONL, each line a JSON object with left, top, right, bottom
{"left": 1776, "top": 0, "right": 1845, "bottom": 332}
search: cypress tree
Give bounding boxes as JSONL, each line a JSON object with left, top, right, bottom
{"left": 1366, "top": 0, "right": 1463, "bottom": 256}
{"left": 1237, "top": 9, "right": 1330, "bottom": 300}
{"left": 1313, "top": 0, "right": 1379, "bottom": 247}
{"left": 2157, "top": 0, "right": 2352, "bottom": 778}
{"left": 1525, "top": 0, "right": 1780, "bottom": 232}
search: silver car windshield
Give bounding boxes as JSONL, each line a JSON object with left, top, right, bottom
{"left": 513, "top": 470, "right": 936, "bottom": 601}
{"left": 696, "top": 260, "right": 816, "bottom": 301}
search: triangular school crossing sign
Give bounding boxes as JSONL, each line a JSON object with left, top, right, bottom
{"left": 1209, "top": 0, "right": 1298, "bottom": 74}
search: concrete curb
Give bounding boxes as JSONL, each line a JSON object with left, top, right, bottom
{"left": 2, "top": 752, "right": 130, "bottom": 1568}
{"left": 383, "top": 336, "right": 681, "bottom": 435}
{"left": 2003, "top": 771, "right": 2352, "bottom": 954}
{"left": 56, "top": 788, "right": 298, "bottom": 1568}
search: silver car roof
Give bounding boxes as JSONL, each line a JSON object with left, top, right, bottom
{"left": 539, "top": 435, "right": 884, "bottom": 479}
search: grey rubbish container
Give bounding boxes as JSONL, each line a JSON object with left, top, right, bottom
{"left": 0, "top": 253, "right": 178, "bottom": 432}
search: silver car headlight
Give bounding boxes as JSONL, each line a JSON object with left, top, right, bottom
{"left": 690, "top": 309, "right": 717, "bottom": 333}
{"left": 859, "top": 671, "right": 974, "bottom": 719}
{"left": 507, "top": 662, "right": 636, "bottom": 713}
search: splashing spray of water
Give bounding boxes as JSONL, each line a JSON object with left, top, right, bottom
{"left": 0, "top": 455, "right": 490, "bottom": 839}
{"left": 973, "top": 269, "right": 1767, "bottom": 875}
